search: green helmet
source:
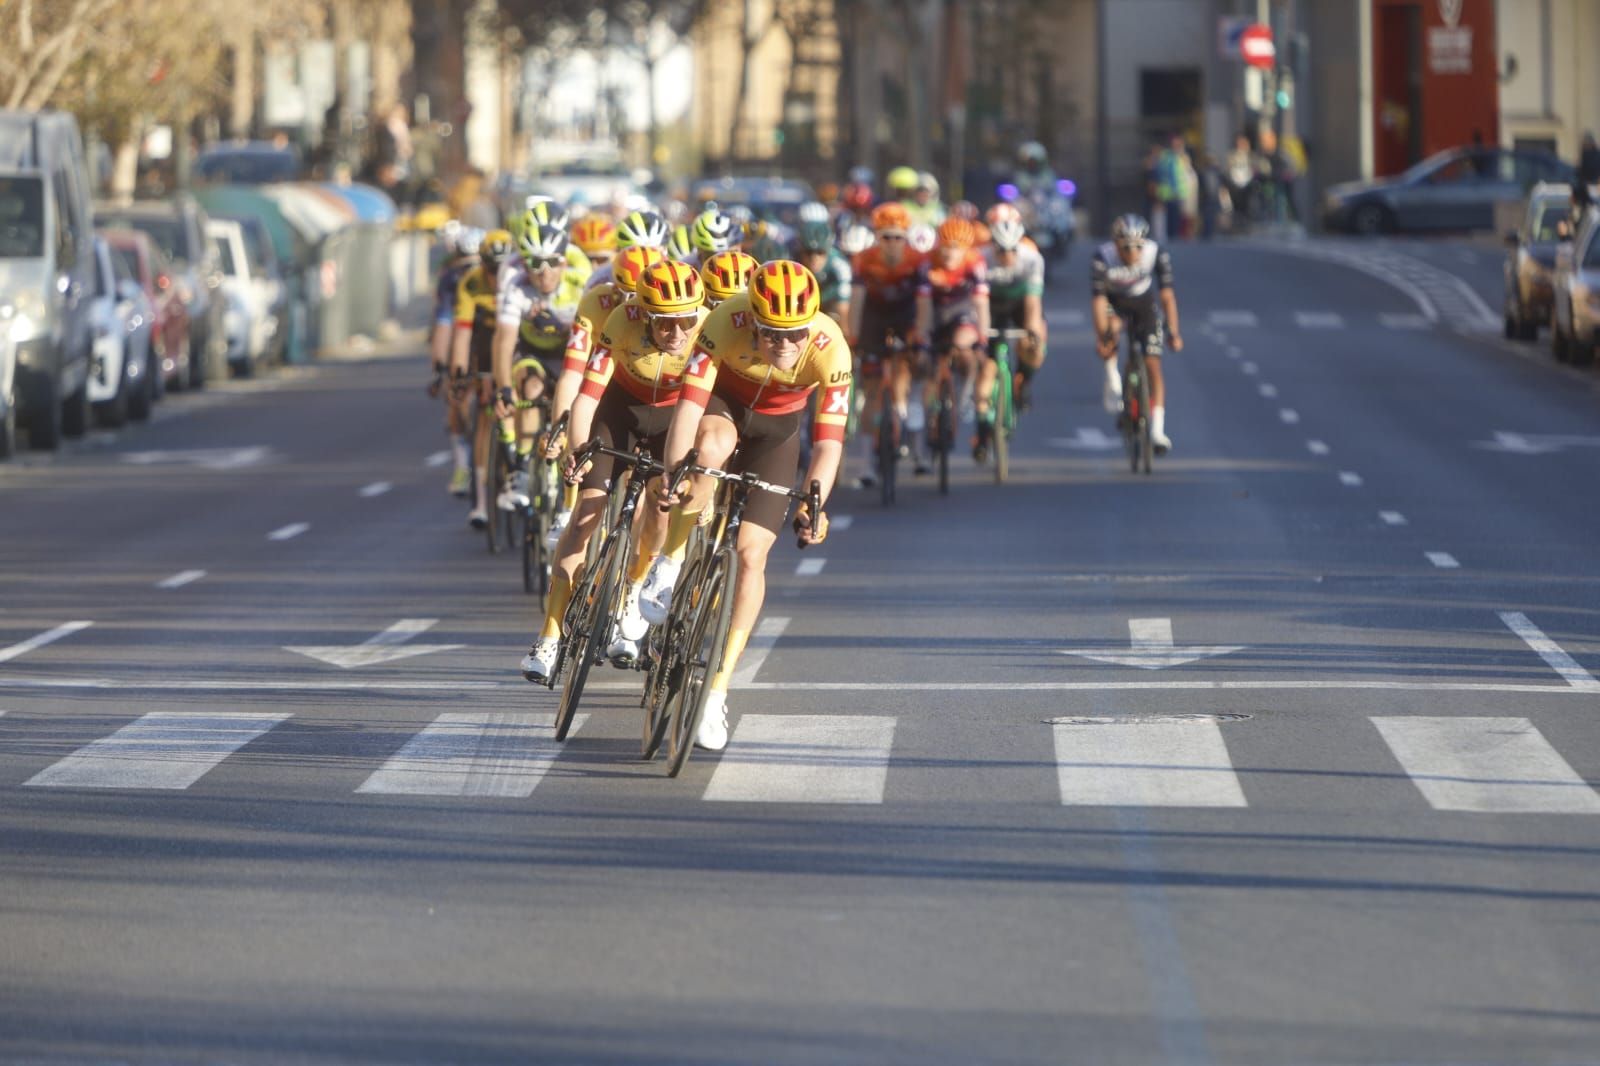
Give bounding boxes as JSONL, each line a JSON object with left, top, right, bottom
{"left": 797, "top": 220, "right": 834, "bottom": 253}
{"left": 666, "top": 224, "right": 694, "bottom": 261}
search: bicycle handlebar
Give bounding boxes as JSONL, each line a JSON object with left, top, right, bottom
{"left": 569, "top": 439, "right": 665, "bottom": 483}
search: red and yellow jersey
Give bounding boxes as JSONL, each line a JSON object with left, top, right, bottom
{"left": 580, "top": 303, "right": 708, "bottom": 407}
{"left": 564, "top": 282, "right": 630, "bottom": 374}
{"left": 853, "top": 245, "right": 927, "bottom": 310}
{"left": 681, "top": 294, "right": 853, "bottom": 444}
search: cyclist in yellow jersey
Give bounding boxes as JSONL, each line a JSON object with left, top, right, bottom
{"left": 653, "top": 262, "right": 848, "bottom": 751}
{"left": 571, "top": 214, "right": 617, "bottom": 272}
{"left": 520, "top": 261, "right": 708, "bottom": 682}
{"left": 699, "top": 249, "right": 758, "bottom": 310}
{"left": 448, "top": 229, "right": 514, "bottom": 527}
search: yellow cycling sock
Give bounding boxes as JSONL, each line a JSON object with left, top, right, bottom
{"left": 627, "top": 549, "right": 655, "bottom": 586}
{"left": 663, "top": 505, "right": 703, "bottom": 561}
{"left": 540, "top": 575, "right": 572, "bottom": 639}
{"left": 562, "top": 482, "right": 578, "bottom": 511}
{"left": 709, "top": 626, "right": 751, "bottom": 694}
{"left": 517, "top": 439, "right": 534, "bottom": 457}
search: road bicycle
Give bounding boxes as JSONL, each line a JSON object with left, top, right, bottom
{"left": 647, "top": 450, "right": 820, "bottom": 777}
{"left": 549, "top": 441, "right": 664, "bottom": 742}
{"left": 982, "top": 328, "right": 1028, "bottom": 484}
{"left": 1110, "top": 318, "right": 1155, "bottom": 475}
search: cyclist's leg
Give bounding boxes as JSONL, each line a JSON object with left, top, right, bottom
{"left": 620, "top": 408, "right": 676, "bottom": 587}
{"left": 542, "top": 405, "right": 625, "bottom": 638}
{"left": 471, "top": 376, "right": 495, "bottom": 521}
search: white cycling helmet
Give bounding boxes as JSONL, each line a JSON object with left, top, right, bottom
{"left": 616, "top": 209, "right": 671, "bottom": 249}
{"left": 797, "top": 200, "right": 830, "bottom": 224}
{"left": 907, "top": 223, "right": 936, "bottom": 254}
{"left": 989, "top": 217, "right": 1026, "bottom": 252}
{"left": 917, "top": 171, "right": 940, "bottom": 197}
{"left": 838, "top": 224, "right": 875, "bottom": 256}
{"left": 455, "top": 226, "right": 484, "bottom": 258}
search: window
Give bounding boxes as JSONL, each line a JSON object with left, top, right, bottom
{"left": 110, "top": 245, "right": 140, "bottom": 285}
{"left": 212, "top": 234, "right": 236, "bottom": 276}
{"left": 1424, "top": 156, "right": 1478, "bottom": 185}
{"left": 1529, "top": 199, "right": 1568, "bottom": 242}
{"left": 0, "top": 175, "right": 44, "bottom": 258}
{"left": 52, "top": 169, "right": 76, "bottom": 268}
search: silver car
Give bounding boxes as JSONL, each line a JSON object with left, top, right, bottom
{"left": 1550, "top": 207, "right": 1600, "bottom": 365}
{"left": 1502, "top": 183, "right": 1570, "bottom": 341}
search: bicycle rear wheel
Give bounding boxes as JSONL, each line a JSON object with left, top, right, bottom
{"left": 666, "top": 550, "right": 737, "bottom": 777}
{"left": 992, "top": 356, "right": 1012, "bottom": 484}
{"left": 556, "top": 529, "right": 627, "bottom": 741}
{"left": 1137, "top": 373, "right": 1154, "bottom": 475}
{"left": 936, "top": 379, "right": 952, "bottom": 496}
{"left": 877, "top": 401, "right": 898, "bottom": 506}
{"left": 641, "top": 544, "right": 709, "bottom": 759}
{"left": 485, "top": 447, "right": 505, "bottom": 554}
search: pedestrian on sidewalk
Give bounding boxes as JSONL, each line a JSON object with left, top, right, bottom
{"left": 1196, "top": 152, "right": 1225, "bottom": 240}
{"left": 1225, "top": 133, "right": 1256, "bottom": 231}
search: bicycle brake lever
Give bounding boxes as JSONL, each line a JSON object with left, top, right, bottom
{"left": 798, "top": 479, "right": 822, "bottom": 549}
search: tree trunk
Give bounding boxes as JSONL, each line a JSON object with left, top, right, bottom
{"left": 644, "top": 51, "right": 660, "bottom": 169}
{"left": 229, "top": 23, "right": 256, "bottom": 140}
{"left": 111, "top": 137, "right": 140, "bottom": 205}
{"left": 726, "top": 0, "right": 768, "bottom": 169}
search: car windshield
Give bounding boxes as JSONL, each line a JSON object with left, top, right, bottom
{"left": 110, "top": 216, "right": 184, "bottom": 263}
{"left": 0, "top": 175, "right": 45, "bottom": 258}
{"left": 110, "top": 244, "right": 140, "bottom": 285}
{"left": 212, "top": 234, "right": 236, "bottom": 275}
{"left": 1530, "top": 199, "right": 1568, "bottom": 242}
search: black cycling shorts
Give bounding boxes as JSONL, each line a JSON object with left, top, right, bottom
{"left": 580, "top": 388, "right": 674, "bottom": 492}
{"left": 858, "top": 307, "right": 916, "bottom": 374}
{"left": 1117, "top": 302, "right": 1166, "bottom": 358}
{"left": 705, "top": 383, "right": 803, "bottom": 536}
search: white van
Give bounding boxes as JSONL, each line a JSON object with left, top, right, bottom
{"left": 0, "top": 110, "right": 95, "bottom": 451}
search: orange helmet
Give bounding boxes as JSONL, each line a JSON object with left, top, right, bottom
{"left": 700, "top": 249, "right": 758, "bottom": 302}
{"left": 936, "top": 218, "right": 978, "bottom": 250}
{"left": 748, "top": 260, "right": 820, "bottom": 328}
{"left": 613, "top": 245, "right": 665, "bottom": 294}
{"left": 637, "top": 259, "right": 704, "bottom": 316}
{"left": 870, "top": 202, "right": 912, "bottom": 233}
{"left": 571, "top": 215, "right": 617, "bottom": 255}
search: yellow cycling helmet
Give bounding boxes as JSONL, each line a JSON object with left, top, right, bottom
{"left": 700, "top": 250, "right": 758, "bottom": 303}
{"left": 613, "top": 245, "right": 665, "bottom": 294}
{"left": 480, "top": 228, "right": 514, "bottom": 268}
{"left": 748, "top": 260, "right": 820, "bottom": 329}
{"left": 666, "top": 224, "right": 694, "bottom": 261}
{"left": 637, "top": 259, "right": 704, "bottom": 316}
{"left": 571, "top": 215, "right": 617, "bottom": 255}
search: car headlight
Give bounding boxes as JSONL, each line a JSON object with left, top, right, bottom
{"left": 3, "top": 290, "right": 47, "bottom": 344}
{"left": 14, "top": 336, "right": 49, "bottom": 369}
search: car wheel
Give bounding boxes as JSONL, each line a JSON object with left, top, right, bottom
{"left": 0, "top": 383, "right": 17, "bottom": 460}
{"left": 1552, "top": 316, "right": 1570, "bottom": 362}
{"left": 94, "top": 379, "right": 130, "bottom": 429}
{"left": 127, "top": 340, "right": 154, "bottom": 422}
{"left": 1519, "top": 315, "right": 1540, "bottom": 342}
{"left": 1504, "top": 308, "right": 1518, "bottom": 339}
{"left": 1351, "top": 204, "right": 1392, "bottom": 236}
{"left": 1573, "top": 332, "right": 1596, "bottom": 367}
{"left": 61, "top": 378, "right": 91, "bottom": 438}
{"left": 188, "top": 337, "right": 207, "bottom": 390}
{"left": 27, "top": 374, "right": 62, "bottom": 450}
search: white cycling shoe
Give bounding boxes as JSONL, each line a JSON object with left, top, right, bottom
{"left": 617, "top": 583, "right": 649, "bottom": 641}
{"left": 606, "top": 635, "right": 640, "bottom": 663}
{"left": 545, "top": 508, "right": 571, "bottom": 551}
{"left": 1152, "top": 430, "right": 1172, "bottom": 456}
{"left": 520, "top": 637, "right": 560, "bottom": 683}
{"left": 498, "top": 469, "right": 531, "bottom": 512}
{"left": 638, "top": 556, "right": 682, "bottom": 627}
{"left": 468, "top": 506, "right": 488, "bottom": 530}
{"left": 1102, "top": 375, "right": 1123, "bottom": 415}
{"left": 694, "top": 689, "right": 730, "bottom": 752}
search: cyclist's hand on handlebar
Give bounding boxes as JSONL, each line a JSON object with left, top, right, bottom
{"left": 493, "top": 386, "right": 515, "bottom": 420}
{"left": 655, "top": 477, "right": 685, "bottom": 512}
{"left": 427, "top": 366, "right": 445, "bottom": 397}
{"left": 1168, "top": 331, "right": 1184, "bottom": 353}
{"left": 1096, "top": 333, "right": 1118, "bottom": 360}
{"left": 561, "top": 451, "right": 590, "bottom": 485}
{"left": 541, "top": 428, "right": 566, "bottom": 460}
{"left": 792, "top": 503, "right": 829, "bottom": 546}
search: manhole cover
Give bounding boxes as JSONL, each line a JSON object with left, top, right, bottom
{"left": 1043, "top": 713, "right": 1253, "bottom": 726}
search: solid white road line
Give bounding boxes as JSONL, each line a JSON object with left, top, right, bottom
{"left": 1373, "top": 717, "right": 1600, "bottom": 813}
{"left": 1294, "top": 311, "right": 1345, "bottom": 329}
{"left": 1426, "top": 552, "right": 1460, "bottom": 569}
{"left": 1258, "top": 384, "right": 1278, "bottom": 398}
{"left": 1380, "top": 312, "right": 1432, "bottom": 330}
{"left": 1208, "top": 311, "right": 1259, "bottom": 328}
{"left": 156, "top": 570, "right": 207, "bottom": 590}
{"left": 1380, "top": 510, "right": 1408, "bottom": 525}
{"left": 795, "top": 557, "right": 827, "bottom": 577}
{"left": 831, "top": 515, "right": 854, "bottom": 531}
{"left": 1227, "top": 346, "right": 1243, "bottom": 359}
{"left": 356, "top": 712, "right": 582, "bottom": 796}
{"left": 0, "top": 622, "right": 94, "bottom": 665}
{"left": 702, "top": 714, "right": 895, "bottom": 804}
{"left": 1339, "top": 471, "right": 1364, "bottom": 487}
{"left": 25, "top": 712, "right": 289, "bottom": 790}
{"left": 1499, "top": 611, "right": 1600, "bottom": 692}
{"left": 267, "top": 523, "right": 310, "bottom": 541}
{"left": 1053, "top": 719, "right": 1247, "bottom": 807}
{"left": 359, "top": 481, "right": 392, "bottom": 498}
{"left": 1279, "top": 409, "right": 1300, "bottom": 424}
{"left": 1307, "top": 440, "right": 1330, "bottom": 456}
{"left": 425, "top": 451, "right": 451, "bottom": 467}
{"left": 730, "top": 616, "right": 790, "bottom": 686}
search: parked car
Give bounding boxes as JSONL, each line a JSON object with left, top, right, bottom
{"left": 0, "top": 109, "right": 97, "bottom": 450}
{"left": 206, "top": 217, "right": 280, "bottom": 376}
{"left": 86, "top": 234, "right": 154, "bottom": 426}
{"left": 96, "top": 195, "right": 225, "bottom": 388}
{"left": 1323, "top": 147, "right": 1575, "bottom": 235}
{"left": 0, "top": 330, "right": 15, "bottom": 458}
{"left": 194, "top": 141, "right": 302, "bottom": 185}
{"left": 1550, "top": 207, "right": 1600, "bottom": 365}
{"left": 1502, "top": 182, "right": 1571, "bottom": 341}
{"left": 104, "top": 228, "right": 190, "bottom": 394}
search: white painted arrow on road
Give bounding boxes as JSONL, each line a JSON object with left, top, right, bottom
{"left": 1060, "top": 618, "right": 1245, "bottom": 670}
{"left": 285, "top": 619, "right": 462, "bottom": 669}
{"left": 1048, "top": 427, "right": 1119, "bottom": 451}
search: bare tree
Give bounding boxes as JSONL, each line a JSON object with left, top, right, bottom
{"left": 0, "top": 0, "right": 122, "bottom": 110}
{"left": 600, "top": 0, "right": 708, "bottom": 169}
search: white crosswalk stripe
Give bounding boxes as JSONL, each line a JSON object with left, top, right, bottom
{"left": 1373, "top": 717, "right": 1600, "bottom": 813}
{"left": 1052, "top": 719, "right": 1248, "bottom": 807}
{"left": 702, "top": 714, "right": 895, "bottom": 804}
{"left": 25, "top": 712, "right": 289, "bottom": 790}
{"left": 357, "top": 712, "right": 582, "bottom": 796}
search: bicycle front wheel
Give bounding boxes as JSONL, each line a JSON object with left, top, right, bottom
{"left": 485, "top": 447, "right": 505, "bottom": 554}
{"left": 666, "top": 549, "right": 737, "bottom": 777}
{"left": 877, "top": 402, "right": 898, "bottom": 506}
{"left": 1137, "top": 372, "right": 1154, "bottom": 475}
{"left": 641, "top": 546, "right": 708, "bottom": 759}
{"left": 556, "top": 529, "right": 627, "bottom": 741}
{"left": 936, "top": 379, "right": 953, "bottom": 496}
{"left": 992, "top": 356, "right": 1011, "bottom": 484}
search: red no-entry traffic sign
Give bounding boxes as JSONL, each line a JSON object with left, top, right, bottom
{"left": 1240, "top": 23, "right": 1276, "bottom": 69}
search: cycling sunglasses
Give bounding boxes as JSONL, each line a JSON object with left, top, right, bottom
{"left": 651, "top": 313, "right": 698, "bottom": 333}
{"left": 877, "top": 231, "right": 907, "bottom": 241}
{"left": 756, "top": 324, "right": 810, "bottom": 345}
{"left": 527, "top": 255, "right": 564, "bottom": 270}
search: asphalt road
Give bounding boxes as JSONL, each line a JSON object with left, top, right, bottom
{"left": 2, "top": 237, "right": 1599, "bottom": 1065}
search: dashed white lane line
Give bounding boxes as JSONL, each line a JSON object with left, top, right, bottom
{"left": 1258, "top": 384, "right": 1278, "bottom": 398}
{"left": 1373, "top": 717, "right": 1600, "bottom": 814}
{"left": 730, "top": 616, "right": 791, "bottom": 686}
{"left": 1426, "top": 552, "right": 1460, "bottom": 569}
{"left": 25, "top": 711, "right": 290, "bottom": 790}
{"left": 359, "top": 481, "right": 392, "bottom": 498}
{"left": 1500, "top": 611, "right": 1600, "bottom": 692}
{"left": 1241, "top": 362, "right": 1259, "bottom": 376}
{"left": 1208, "top": 311, "right": 1259, "bottom": 328}
{"left": 425, "top": 451, "right": 451, "bottom": 468}
{"left": 831, "top": 515, "right": 854, "bottom": 532}
{"left": 156, "top": 570, "right": 207, "bottom": 590}
{"left": 1295, "top": 311, "right": 1345, "bottom": 329}
{"left": 1380, "top": 312, "right": 1432, "bottom": 330}
{"left": 267, "top": 523, "right": 310, "bottom": 541}
{"left": 1380, "top": 511, "right": 1408, "bottom": 526}
{"left": 1279, "top": 409, "right": 1300, "bottom": 424}
{"left": 0, "top": 622, "right": 95, "bottom": 665}
{"left": 1307, "top": 440, "right": 1330, "bottom": 456}
{"left": 702, "top": 714, "right": 896, "bottom": 804}
{"left": 356, "top": 712, "right": 585, "bottom": 796}
{"left": 1053, "top": 718, "right": 1248, "bottom": 808}
{"left": 1227, "top": 346, "right": 1243, "bottom": 359}
{"left": 1339, "top": 471, "right": 1364, "bottom": 487}
{"left": 795, "top": 557, "right": 827, "bottom": 577}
